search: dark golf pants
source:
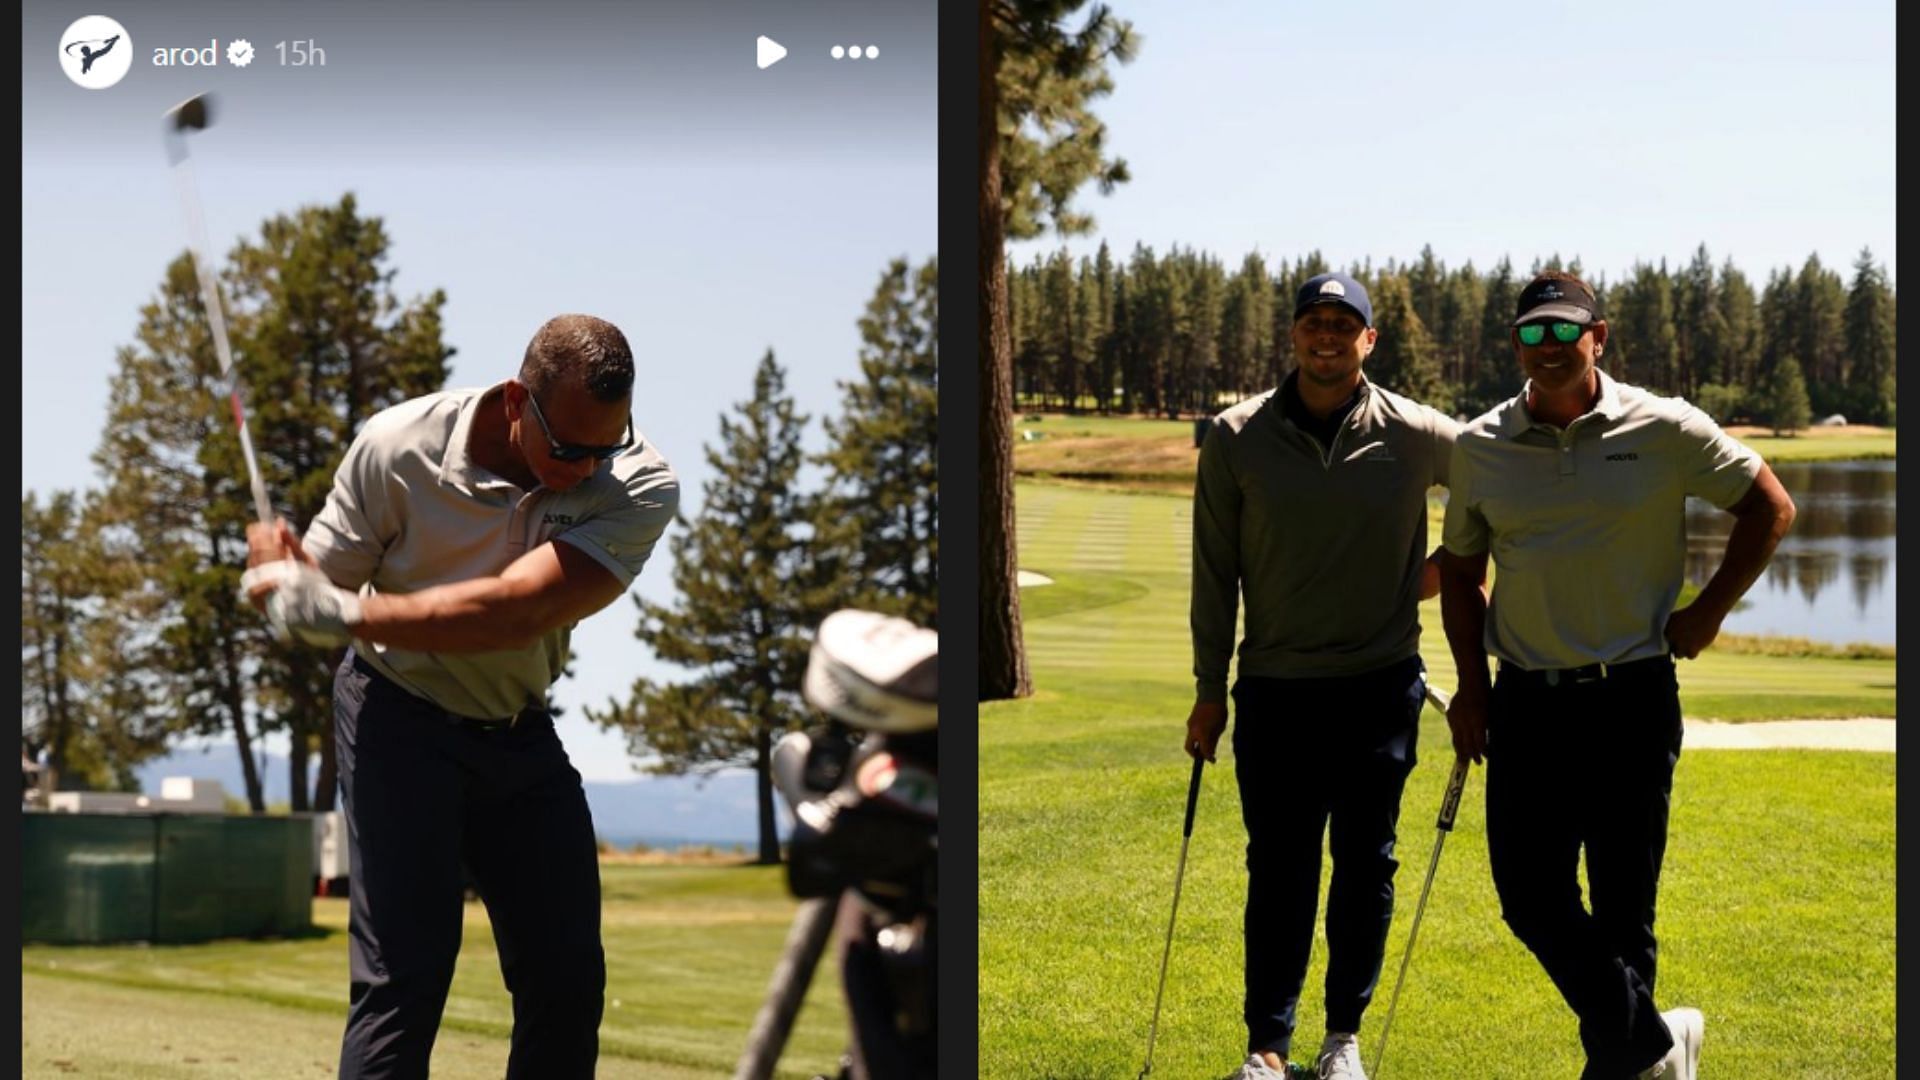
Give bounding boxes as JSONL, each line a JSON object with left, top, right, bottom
{"left": 335, "top": 652, "right": 605, "bottom": 1080}
{"left": 1485, "top": 656, "right": 1681, "bottom": 1080}
{"left": 1232, "top": 656, "right": 1423, "bottom": 1058}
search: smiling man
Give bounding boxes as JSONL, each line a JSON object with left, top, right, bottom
{"left": 242, "top": 313, "right": 678, "bottom": 1080}
{"left": 1189, "top": 271, "right": 1459, "bottom": 1080}
{"left": 1437, "top": 272, "right": 1795, "bottom": 1080}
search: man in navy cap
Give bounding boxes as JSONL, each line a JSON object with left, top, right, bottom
{"left": 1188, "top": 271, "right": 1461, "bottom": 1079}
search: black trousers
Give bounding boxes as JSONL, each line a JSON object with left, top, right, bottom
{"left": 1485, "top": 657, "right": 1682, "bottom": 1080}
{"left": 1231, "top": 655, "right": 1424, "bottom": 1058}
{"left": 334, "top": 652, "right": 605, "bottom": 1080}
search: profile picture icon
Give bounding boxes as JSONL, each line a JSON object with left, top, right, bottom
{"left": 60, "top": 16, "right": 133, "bottom": 89}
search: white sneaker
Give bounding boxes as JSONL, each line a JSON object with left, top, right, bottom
{"left": 1315, "top": 1033, "right": 1367, "bottom": 1080}
{"left": 1229, "top": 1053, "right": 1290, "bottom": 1079}
{"left": 1637, "top": 1008, "right": 1703, "bottom": 1080}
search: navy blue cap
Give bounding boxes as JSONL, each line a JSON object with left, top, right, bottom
{"left": 1294, "top": 272, "right": 1372, "bottom": 327}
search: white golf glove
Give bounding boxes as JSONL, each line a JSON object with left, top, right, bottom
{"left": 239, "top": 561, "right": 363, "bottom": 647}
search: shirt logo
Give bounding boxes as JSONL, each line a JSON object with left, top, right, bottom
{"left": 542, "top": 512, "right": 576, "bottom": 526}
{"left": 1320, "top": 280, "right": 1347, "bottom": 297}
{"left": 1353, "top": 443, "right": 1396, "bottom": 462}
{"left": 1605, "top": 452, "right": 1638, "bottom": 461}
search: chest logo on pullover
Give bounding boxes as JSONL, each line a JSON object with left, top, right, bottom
{"left": 1352, "top": 442, "right": 1397, "bottom": 462}
{"left": 1604, "top": 453, "right": 1639, "bottom": 462}
{"left": 542, "top": 512, "right": 576, "bottom": 526}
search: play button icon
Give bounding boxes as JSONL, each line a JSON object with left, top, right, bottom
{"left": 756, "top": 36, "right": 787, "bottom": 69}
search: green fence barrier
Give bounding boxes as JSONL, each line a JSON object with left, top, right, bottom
{"left": 23, "top": 812, "right": 315, "bottom": 945}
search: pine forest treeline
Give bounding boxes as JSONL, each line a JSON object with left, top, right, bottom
{"left": 1008, "top": 242, "right": 1896, "bottom": 427}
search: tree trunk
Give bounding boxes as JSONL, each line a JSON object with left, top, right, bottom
{"left": 219, "top": 629, "right": 265, "bottom": 812}
{"left": 288, "top": 736, "right": 311, "bottom": 812}
{"left": 756, "top": 722, "right": 779, "bottom": 865}
{"left": 979, "top": 5, "right": 1031, "bottom": 701}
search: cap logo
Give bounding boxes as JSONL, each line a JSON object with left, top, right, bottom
{"left": 1320, "top": 280, "right": 1347, "bottom": 297}
{"left": 1538, "top": 285, "right": 1562, "bottom": 299}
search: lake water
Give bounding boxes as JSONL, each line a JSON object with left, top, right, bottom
{"left": 1686, "top": 460, "right": 1895, "bottom": 645}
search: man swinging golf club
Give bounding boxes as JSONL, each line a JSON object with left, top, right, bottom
{"left": 242, "top": 314, "right": 678, "bottom": 1079}
{"left": 1188, "top": 272, "right": 1460, "bottom": 1079}
{"left": 1438, "top": 271, "right": 1795, "bottom": 1080}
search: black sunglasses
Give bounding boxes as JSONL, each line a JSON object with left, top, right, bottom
{"left": 525, "top": 393, "right": 634, "bottom": 462}
{"left": 1516, "top": 321, "right": 1589, "bottom": 347}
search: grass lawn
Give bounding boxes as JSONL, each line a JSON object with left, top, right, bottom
{"left": 1723, "top": 426, "right": 1897, "bottom": 463}
{"left": 981, "top": 481, "right": 1896, "bottom": 1078}
{"left": 22, "top": 863, "right": 851, "bottom": 1079}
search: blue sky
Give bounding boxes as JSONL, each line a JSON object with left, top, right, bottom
{"left": 22, "top": 2, "right": 935, "bottom": 785}
{"left": 1010, "top": 0, "right": 1894, "bottom": 286}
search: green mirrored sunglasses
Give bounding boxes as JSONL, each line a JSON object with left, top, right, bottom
{"left": 1517, "top": 321, "right": 1587, "bottom": 347}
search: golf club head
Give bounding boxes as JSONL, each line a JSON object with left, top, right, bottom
{"left": 163, "top": 93, "right": 215, "bottom": 165}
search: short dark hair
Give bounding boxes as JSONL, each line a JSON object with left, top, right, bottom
{"left": 519, "top": 314, "right": 634, "bottom": 403}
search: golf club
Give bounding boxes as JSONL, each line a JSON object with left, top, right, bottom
{"left": 163, "top": 93, "right": 274, "bottom": 527}
{"left": 1371, "top": 683, "right": 1468, "bottom": 1079}
{"left": 1139, "top": 754, "right": 1205, "bottom": 1080}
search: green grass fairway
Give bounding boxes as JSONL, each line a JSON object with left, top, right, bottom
{"left": 22, "top": 864, "right": 851, "bottom": 1079}
{"left": 981, "top": 481, "right": 1896, "bottom": 1078}
{"left": 1724, "top": 427, "right": 1897, "bottom": 463}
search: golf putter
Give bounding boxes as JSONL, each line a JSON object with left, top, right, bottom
{"left": 1139, "top": 754, "right": 1205, "bottom": 1080}
{"left": 1372, "top": 683, "right": 1469, "bottom": 1079}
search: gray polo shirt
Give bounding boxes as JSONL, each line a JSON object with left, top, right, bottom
{"left": 1441, "top": 370, "right": 1762, "bottom": 670}
{"left": 1192, "top": 375, "right": 1458, "bottom": 702}
{"left": 304, "top": 384, "right": 679, "bottom": 719}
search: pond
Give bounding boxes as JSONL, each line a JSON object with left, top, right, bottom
{"left": 1686, "top": 460, "right": 1894, "bottom": 645}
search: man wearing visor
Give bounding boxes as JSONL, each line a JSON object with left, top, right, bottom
{"left": 1189, "top": 271, "right": 1459, "bottom": 1080}
{"left": 1436, "top": 272, "right": 1796, "bottom": 1079}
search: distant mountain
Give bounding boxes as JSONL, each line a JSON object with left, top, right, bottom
{"left": 135, "top": 746, "right": 783, "bottom": 847}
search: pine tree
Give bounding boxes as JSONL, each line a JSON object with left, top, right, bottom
{"left": 1844, "top": 248, "right": 1896, "bottom": 426}
{"left": 814, "top": 258, "right": 939, "bottom": 630}
{"left": 1717, "top": 261, "right": 1759, "bottom": 388}
{"left": 981, "top": 0, "right": 1137, "bottom": 701}
{"left": 90, "top": 197, "right": 451, "bottom": 812}
{"left": 22, "top": 492, "right": 171, "bottom": 792}
{"left": 1767, "top": 354, "right": 1812, "bottom": 436}
{"left": 1366, "top": 273, "right": 1447, "bottom": 411}
{"left": 1793, "top": 255, "right": 1848, "bottom": 416}
{"left": 592, "top": 353, "right": 813, "bottom": 864}
{"left": 1092, "top": 242, "right": 1118, "bottom": 412}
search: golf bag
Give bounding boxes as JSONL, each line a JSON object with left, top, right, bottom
{"left": 734, "top": 610, "right": 937, "bottom": 1080}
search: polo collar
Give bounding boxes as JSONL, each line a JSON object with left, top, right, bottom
{"left": 439, "top": 383, "right": 518, "bottom": 492}
{"left": 1502, "top": 368, "right": 1625, "bottom": 436}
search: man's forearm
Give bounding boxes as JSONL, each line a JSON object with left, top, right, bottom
{"left": 1439, "top": 574, "right": 1491, "bottom": 693}
{"left": 355, "top": 577, "right": 552, "bottom": 652}
{"left": 1692, "top": 502, "right": 1794, "bottom": 622}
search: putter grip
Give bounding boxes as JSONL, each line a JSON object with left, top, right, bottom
{"left": 1436, "top": 756, "right": 1469, "bottom": 832}
{"left": 1182, "top": 757, "right": 1203, "bottom": 837}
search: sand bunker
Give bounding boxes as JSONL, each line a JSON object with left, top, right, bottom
{"left": 1684, "top": 718, "right": 1893, "bottom": 752}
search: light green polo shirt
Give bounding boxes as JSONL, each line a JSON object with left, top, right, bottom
{"left": 1191, "top": 376, "right": 1458, "bottom": 702}
{"left": 304, "top": 384, "right": 679, "bottom": 719}
{"left": 1441, "top": 369, "right": 1762, "bottom": 670}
